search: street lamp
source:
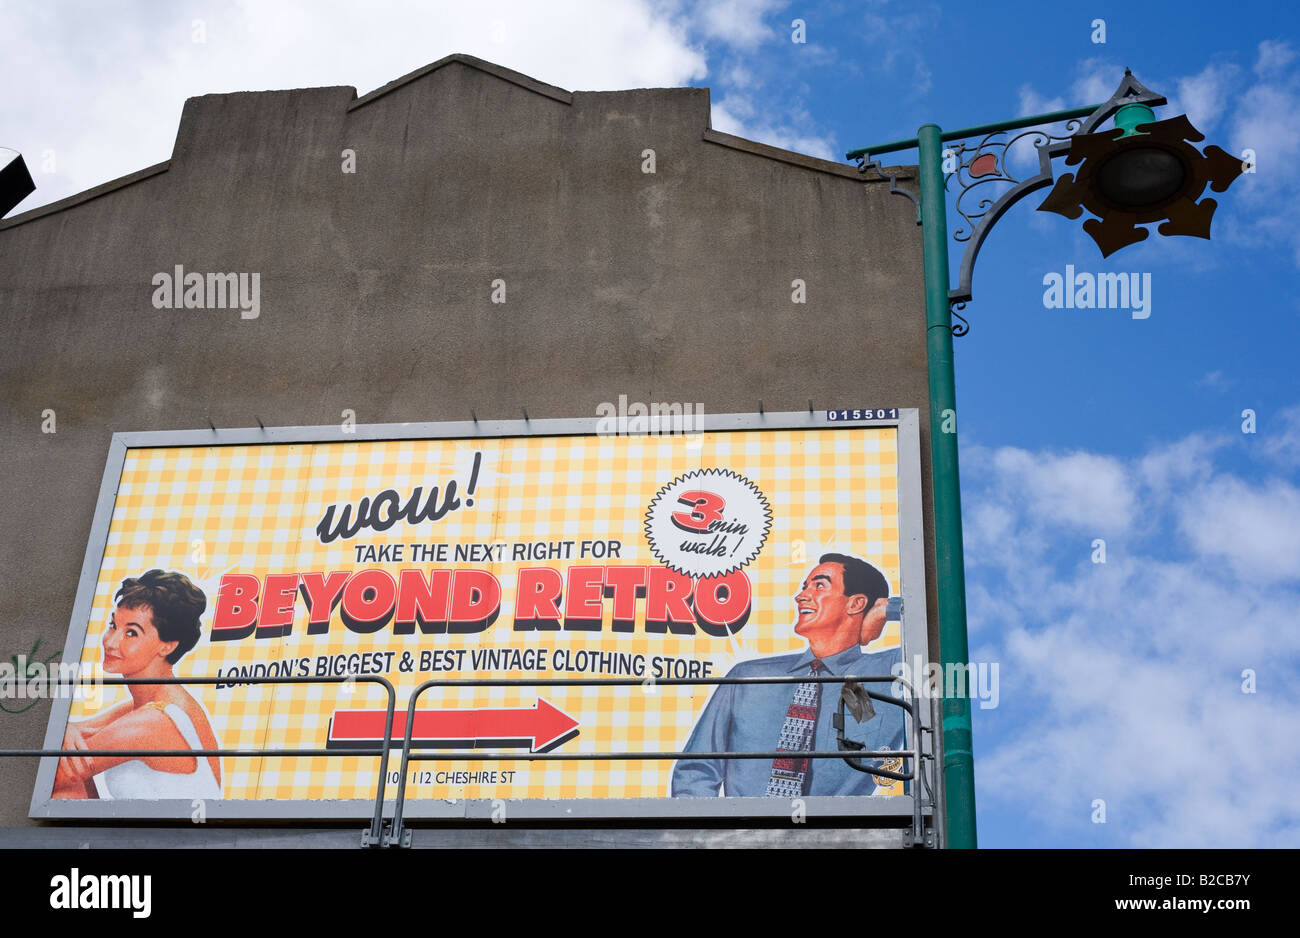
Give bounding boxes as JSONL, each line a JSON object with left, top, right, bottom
{"left": 845, "top": 71, "right": 1243, "bottom": 849}
{"left": 1039, "top": 90, "right": 1244, "bottom": 256}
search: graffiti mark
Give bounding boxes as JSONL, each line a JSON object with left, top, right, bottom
{"left": 1, "top": 637, "right": 63, "bottom": 714}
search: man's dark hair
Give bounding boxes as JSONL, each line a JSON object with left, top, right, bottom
{"left": 819, "top": 553, "right": 890, "bottom": 610}
{"left": 115, "top": 569, "right": 207, "bottom": 664}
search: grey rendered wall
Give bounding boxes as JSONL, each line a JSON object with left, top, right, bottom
{"left": 0, "top": 53, "right": 931, "bottom": 829}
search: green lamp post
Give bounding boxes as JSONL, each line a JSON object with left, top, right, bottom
{"left": 846, "top": 71, "right": 1243, "bottom": 849}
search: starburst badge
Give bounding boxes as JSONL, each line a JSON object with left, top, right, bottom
{"left": 644, "top": 469, "right": 772, "bottom": 579}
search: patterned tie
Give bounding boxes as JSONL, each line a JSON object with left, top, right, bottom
{"left": 765, "top": 660, "right": 823, "bottom": 798}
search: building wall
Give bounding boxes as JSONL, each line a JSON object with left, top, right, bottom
{"left": 0, "top": 54, "right": 931, "bottom": 829}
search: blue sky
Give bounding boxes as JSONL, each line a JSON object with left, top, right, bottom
{"left": 5, "top": 1, "right": 1298, "bottom": 847}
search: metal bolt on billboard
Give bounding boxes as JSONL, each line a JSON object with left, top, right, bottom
{"left": 32, "top": 410, "right": 931, "bottom": 821}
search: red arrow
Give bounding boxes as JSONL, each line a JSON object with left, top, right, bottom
{"left": 328, "top": 698, "right": 579, "bottom": 753}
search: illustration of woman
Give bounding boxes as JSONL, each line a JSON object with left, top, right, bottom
{"left": 53, "top": 569, "right": 223, "bottom": 800}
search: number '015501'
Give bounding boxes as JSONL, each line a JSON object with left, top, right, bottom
{"left": 827, "top": 408, "right": 898, "bottom": 421}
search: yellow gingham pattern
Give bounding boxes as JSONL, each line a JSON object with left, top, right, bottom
{"left": 64, "top": 426, "right": 902, "bottom": 801}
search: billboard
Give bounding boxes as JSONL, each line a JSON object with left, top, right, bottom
{"left": 33, "top": 410, "right": 930, "bottom": 820}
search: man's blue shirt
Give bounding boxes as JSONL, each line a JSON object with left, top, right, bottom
{"left": 670, "top": 643, "right": 905, "bottom": 798}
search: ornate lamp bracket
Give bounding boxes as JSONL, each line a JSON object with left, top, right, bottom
{"left": 945, "top": 71, "right": 1166, "bottom": 331}
{"left": 854, "top": 158, "right": 922, "bottom": 223}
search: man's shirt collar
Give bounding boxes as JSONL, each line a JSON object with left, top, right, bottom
{"left": 786, "top": 643, "right": 871, "bottom": 674}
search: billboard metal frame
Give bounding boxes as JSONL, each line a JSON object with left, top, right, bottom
{"left": 31, "top": 408, "right": 937, "bottom": 825}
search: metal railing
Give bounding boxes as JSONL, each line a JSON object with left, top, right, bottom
{"left": 386, "top": 673, "right": 937, "bottom": 847}
{"left": 3, "top": 672, "right": 940, "bottom": 848}
{"left": 0, "top": 675, "right": 397, "bottom": 845}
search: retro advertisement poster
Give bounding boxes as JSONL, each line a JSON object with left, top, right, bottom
{"left": 33, "top": 410, "right": 929, "bottom": 819}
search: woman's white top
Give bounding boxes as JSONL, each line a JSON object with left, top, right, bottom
{"left": 95, "top": 701, "right": 222, "bottom": 800}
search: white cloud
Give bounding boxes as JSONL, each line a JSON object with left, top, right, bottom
{"left": 1006, "top": 61, "right": 1123, "bottom": 174}
{"left": 2, "top": 0, "right": 712, "bottom": 212}
{"left": 1017, "top": 57, "right": 1120, "bottom": 125}
{"left": 1017, "top": 85, "right": 1065, "bottom": 119}
{"left": 1173, "top": 61, "right": 1238, "bottom": 133}
{"left": 722, "top": 62, "right": 759, "bottom": 91}
{"left": 1222, "top": 41, "right": 1300, "bottom": 265}
{"left": 1255, "top": 39, "right": 1297, "bottom": 78}
{"left": 1261, "top": 405, "right": 1300, "bottom": 468}
{"left": 857, "top": 0, "right": 938, "bottom": 99}
{"left": 1070, "top": 56, "right": 1120, "bottom": 110}
{"left": 1178, "top": 476, "right": 1300, "bottom": 584}
{"left": 691, "top": 0, "right": 785, "bottom": 50}
{"left": 664, "top": 1, "right": 844, "bottom": 163}
{"left": 1197, "top": 369, "right": 1231, "bottom": 392}
{"left": 4, "top": 0, "right": 852, "bottom": 215}
{"left": 710, "top": 99, "right": 836, "bottom": 160}
{"left": 968, "top": 420, "right": 1300, "bottom": 846}
{"left": 1137, "top": 433, "right": 1226, "bottom": 502}
{"left": 985, "top": 447, "right": 1136, "bottom": 533}
{"left": 1230, "top": 83, "right": 1300, "bottom": 189}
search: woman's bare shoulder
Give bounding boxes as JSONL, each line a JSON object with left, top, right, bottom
{"left": 169, "top": 689, "right": 218, "bottom": 744}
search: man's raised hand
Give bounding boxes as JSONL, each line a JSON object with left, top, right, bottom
{"left": 860, "top": 597, "right": 889, "bottom": 646}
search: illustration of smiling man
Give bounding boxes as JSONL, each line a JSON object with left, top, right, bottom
{"left": 670, "top": 553, "right": 905, "bottom": 798}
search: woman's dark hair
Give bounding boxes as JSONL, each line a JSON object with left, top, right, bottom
{"left": 114, "top": 569, "right": 207, "bottom": 664}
